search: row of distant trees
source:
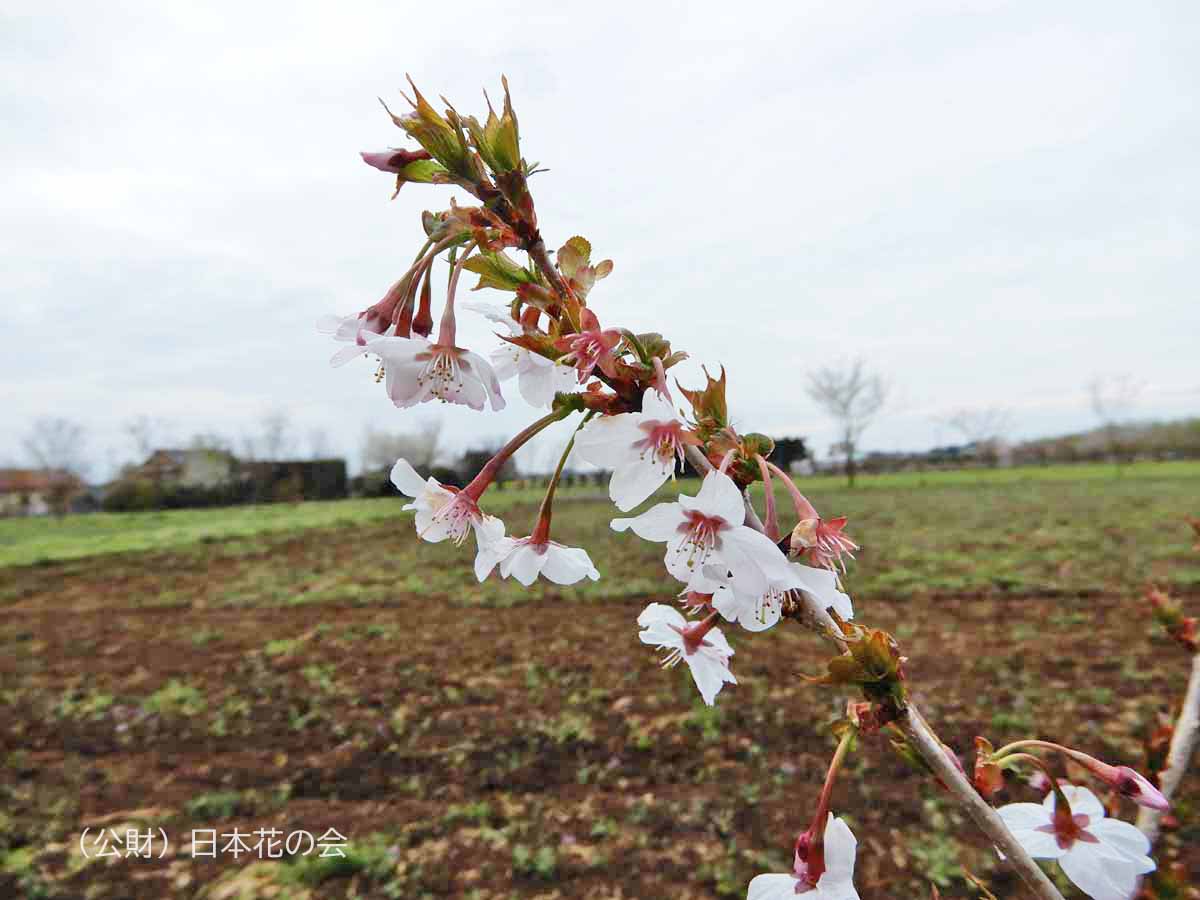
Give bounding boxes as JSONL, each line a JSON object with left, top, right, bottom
{"left": 804, "top": 362, "right": 1166, "bottom": 485}
{"left": 7, "top": 367, "right": 1179, "bottom": 513}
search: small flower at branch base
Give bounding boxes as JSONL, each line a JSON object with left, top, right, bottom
{"left": 746, "top": 815, "right": 860, "bottom": 900}
{"left": 360, "top": 148, "right": 447, "bottom": 196}
{"left": 575, "top": 388, "right": 699, "bottom": 512}
{"left": 390, "top": 458, "right": 501, "bottom": 548}
{"left": 790, "top": 516, "right": 859, "bottom": 573}
{"left": 462, "top": 300, "right": 575, "bottom": 407}
{"left": 997, "top": 785, "right": 1155, "bottom": 900}
{"left": 972, "top": 737, "right": 1006, "bottom": 799}
{"left": 367, "top": 334, "right": 505, "bottom": 411}
{"left": 554, "top": 308, "right": 621, "bottom": 383}
{"left": 1056, "top": 750, "right": 1170, "bottom": 812}
{"left": 637, "top": 603, "right": 736, "bottom": 706}
{"left": 477, "top": 535, "right": 600, "bottom": 586}
{"left": 612, "top": 471, "right": 794, "bottom": 596}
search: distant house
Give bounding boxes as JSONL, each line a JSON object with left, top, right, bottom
{"left": 134, "top": 448, "right": 238, "bottom": 489}
{"left": 0, "top": 468, "right": 84, "bottom": 517}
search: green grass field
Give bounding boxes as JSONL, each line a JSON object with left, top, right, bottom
{"left": 3, "top": 462, "right": 1197, "bottom": 598}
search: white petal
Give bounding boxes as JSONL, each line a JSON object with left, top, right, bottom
{"left": 747, "top": 874, "right": 800, "bottom": 900}
{"left": 489, "top": 344, "right": 523, "bottom": 381}
{"left": 639, "top": 386, "right": 680, "bottom": 421}
{"left": 820, "top": 815, "right": 859, "bottom": 891}
{"left": 574, "top": 414, "right": 644, "bottom": 467}
{"left": 474, "top": 535, "right": 513, "bottom": 582}
{"left": 461, "top": 351, "right": 506, "bottom": 411}
{"left": 742, "top": 589, "right": 783, "bottom": 632}
{"left": 540, "top": 545, "right": 600, "bottom": 584}
{"left": 997, "top": 802, "right": 1052, "bottom": 831}
{"left": 383, "top": 360, "right": 425, "bottom": 407}
{"left": 389, "top": 459, "right": 430, "bottom": 498}
{"left": 682, "top": 471, "right": 745, "bottom": 525}
{"left": 611, "top": 502, "right": 684, "bottom": 541}
{"left": 453, "top": 368, "right": 489, "bottom": 411}
{"left": 1089, "top": 819, "right": 1155, "bottom": 871}
{"left": 996, "top": 804, "right": 1065, "bottom": 860}
{"left": 723, "top": 526, "right": 795, "bottom": 582}
{"left": 501, "top": 543, "right": 546, "bottom": 586}
{"left": 609, "top": 457, "right": 673, "bottom": 512}
{"left": 791, "top": 563, "right": 854, "bottom": 620}
{"left": 473, "top": 513, "right": 506, "bottom": 546}
{"left": 461, "top": 299, "right": 516, "bottom": 327}
{"left": 316, "top": 313, "right": 348, "bottom": 334}
{"left": 637, "top": 602, "right": 687, "bottom": 631}
{"left": 717, "top": 540, "right": 769, "bottom": 601}
{"left": 710, "top": 583, "right": 746, "bottom": 623}
{"left": 686, "top": 652, "right": 736, "bottom": 705}
{"left": 1060, "top": 842, "right": 1137, "bottom": 900}
{"left": 329, "top": 344, "right": 366, "bottom": 367}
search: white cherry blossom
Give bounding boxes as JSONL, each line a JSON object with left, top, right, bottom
{"left": 747, "top": 815, "right": 861, "bottom": 900}
{"left": 637, "top": 603, "right": 736, "bottom": 706}
{"left": 389, "top": 459, "right": 504, "bottom": 562}
{"left": 709, "top": 561, "right": 854, "bottom": 633}
{"left": 476, "top": 535, "right": 600, "bottom": 586}
{"left": 997, "top": 784, "right": 1155, "bottom": 899}
{"left": 462, "top": 300, "right": 575, "bottom": 407}
{"left": 612, "top": 471, "right": 794, "bottom": 597}
{"left": 366, "top": 334, "right": 504, "bottom": 411}
{"left": 575, "top": 387, "right": 696, "bottom": 511}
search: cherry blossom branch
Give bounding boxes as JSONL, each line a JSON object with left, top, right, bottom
{"left": 688, "top": 428, "right": 1059, "bottom": 894}
{"left": 896, "top": 707, "right": 1066, "bottom": 900}
{"left": 1136, "top": 651, "right": 1200, "bottom": 845}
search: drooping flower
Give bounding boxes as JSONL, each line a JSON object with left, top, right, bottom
{"left": 710, "top": 562, "right": 853, "bottom": 633}
{"left": 997, "top": 785, "right": 1155, "bottom": 900}
{"left": 790, "top": 516, "right": 859, "bottom": 573}
{"left": 554, "top": 307, "right": 621, "bottom": 383}
{"left": 367, "top": 334, "right": 505, "bottom": 411}
{"left": 575, "top": 387, "right": 699, "bottom": 512}
{"left": 747, "top": 815, "right": 860, "bottom": 900}
{"left": 477, "top": 535, "right": 600, "bottom": 586}
{"left": 390, "top": 458, "right": 503, "bottom": 552}
{"left": 637, "top": 603, "right": 736, "bottom": 706}
{"left": 462, "top": 300, "right": 576, "bottom": 407}
{"left": 612, "top": 471, "right": 795, "bottom": 597}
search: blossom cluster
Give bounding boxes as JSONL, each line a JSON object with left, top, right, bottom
{"left": 324, "top": 78, "right": 1167, "bottom": 900}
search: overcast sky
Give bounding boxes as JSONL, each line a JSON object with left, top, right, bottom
{"left": 3, "top": 0, "right": 1197, "bottom": 477}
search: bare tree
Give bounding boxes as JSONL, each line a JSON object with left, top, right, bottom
{"left": 362, "top": 419, "right": 442, "bottom": 473}
{"left": 307, "top": 428, "right": 332, "bottom": 460}
{"left": 22, "top": 418, "right": 89, "bottom": 514}
{"left": 23, "top": 417, "right": 89, "bottom": 477}
{"left": 942, "top": 406, "right": 1014, "bottom": 468}
{"left": 259, "top": 408, "right": 295, "bottom": 461}
{"left": 124, "top": 415, "right": 173, "bottom": 462}
{"left": 190, "top": 431, "right": 232, "bottom": 453}
{"left": 805, "top": 359, "right": 889, "bottom": 487}
{"left": 1088, "top": 374, "right": 1144, "bottom": 469}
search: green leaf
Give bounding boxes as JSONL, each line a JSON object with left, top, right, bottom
{"left": 463, "top": 251, "right": 536, "bottom": 292}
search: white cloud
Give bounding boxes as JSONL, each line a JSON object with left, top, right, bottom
{"left": 2, "top": 0, "right": 1197, "bottom": 475}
